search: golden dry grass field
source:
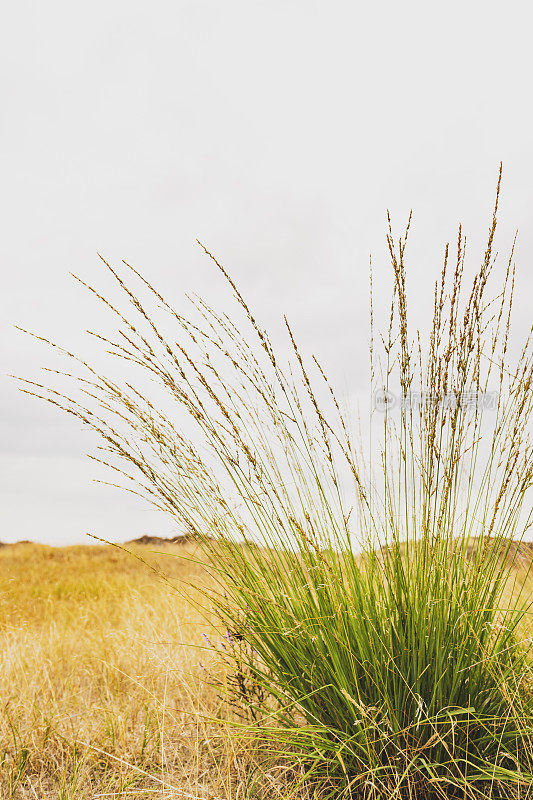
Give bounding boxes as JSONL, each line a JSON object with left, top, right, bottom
{"left": 2, "top": 541, "right": 533, "bottom": 800}
{"left": 0, "top": 541, "right": 267, "bottom": 800}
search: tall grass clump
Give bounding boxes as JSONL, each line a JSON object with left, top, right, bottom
{"left": 19, "top": 169, "right": 533, "bottom": 798}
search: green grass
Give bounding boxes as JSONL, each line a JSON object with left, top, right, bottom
{"left": 210, "top": 538, "right": 533, "bottom": 797}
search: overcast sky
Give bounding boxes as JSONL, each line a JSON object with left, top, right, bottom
{"left": 2, "top": 1, "right": 533, "bottom": 545}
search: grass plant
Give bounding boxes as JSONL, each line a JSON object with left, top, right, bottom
{"left": 17, "top": 168, "right": 533, "bottom": 797}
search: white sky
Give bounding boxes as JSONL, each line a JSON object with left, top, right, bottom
{"left": 2, "top": 0, "right": 533, "bottom": 545}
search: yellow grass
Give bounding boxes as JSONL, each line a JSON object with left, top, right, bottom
{"left": 0, "top": 541, "right": 259, "bottom": 800}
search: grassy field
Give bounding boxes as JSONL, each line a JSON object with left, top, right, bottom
{"left": 0, "top": 541, "right": 265, "bottom": 800}
{"left": 2, "top": 541, "right": 533, "bottom": 800}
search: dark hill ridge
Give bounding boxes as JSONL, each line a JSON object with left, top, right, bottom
{"left": 0, "top": 540, "right": 35, "bottom": 548}
{"left": 464, "top": 537, "right": 533, "bottom": 564}
{"left": 379, "top": 536, "right": 533, "bottom": 568}
{"left": 124, "top": 533, "right": 207, "bottom": 547}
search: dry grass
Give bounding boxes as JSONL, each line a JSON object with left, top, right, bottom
{"left": 0, "top": 541, "right": 271, "bottom": 800}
